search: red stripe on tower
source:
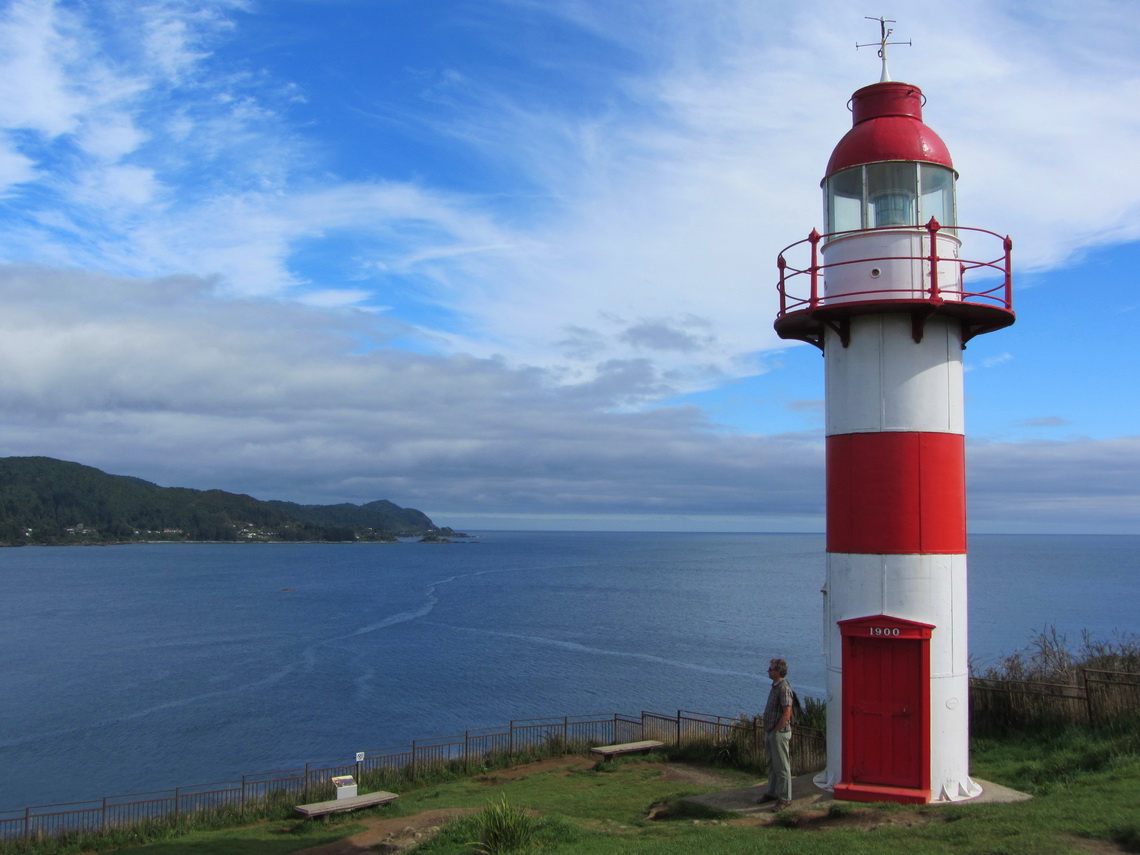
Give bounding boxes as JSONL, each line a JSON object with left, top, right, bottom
{"left": 827, "top": 432, "right": 966, "bottom": 554}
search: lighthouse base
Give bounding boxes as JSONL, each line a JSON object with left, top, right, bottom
{"left": 821, "top": 553, "right": 975, "bottom": 807}
{"left": 834, "top": 781, "right": 931, "bottom": 805}
{"left": 827, "top": 778, "right": 983, "bottom": 804}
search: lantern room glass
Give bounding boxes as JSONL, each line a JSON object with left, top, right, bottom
{"left": 868, "top": 162, "right": 917, "bottom": 227}
{"left": 827, "top": 167, "right": 864, "bottom": 233}
{"left": 918, "top": 163, "right": 955, "bottom": 228}
{"left": 824, "top": 163, "right": 956, "bottom": 234}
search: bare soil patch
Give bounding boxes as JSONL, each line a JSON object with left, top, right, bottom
{"left": 656, "top": 763, "right": 742, "bottom": 787}
{"left": 772, "top": 806, "right": 935, "bottom": 832}
{"left": 471, "top": 756, "right": 741, "bottom": 788}
{"left": 471, "top": 755, "right": 591, "bottom": 783}
{"left": 1062, "top": 833, "right": 1134, "bottom": 854}
{"left": 291, "top": 808, "right": 477, "bottom": 855}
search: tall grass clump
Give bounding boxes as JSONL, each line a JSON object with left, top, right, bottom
{"left": 975, "top": 626, "right": 1140, "bottom": 683}
{"left": 469, "top": 795, "right": 538, "bottom": 855}
{"left": 712, "top": 714, "right": 765, "bottom": 770}
{"left": 659, "top": 714, "right": 767, "bottom": 774}
{"left": 664, "top": 702, "right": 827, "bottom": 776}
{"left": 797, "top": 693, "right": 827, "bottom": 731}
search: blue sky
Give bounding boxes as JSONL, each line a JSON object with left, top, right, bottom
{"left": 0, "top": 0, "right": 1137, "bottom": 533}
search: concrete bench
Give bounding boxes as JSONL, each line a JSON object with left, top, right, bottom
{"left": 589, "top": 740, "right": 665, "bottom": 760}
{"left": 294, "top": 790, "right": 399, "bottom": 818}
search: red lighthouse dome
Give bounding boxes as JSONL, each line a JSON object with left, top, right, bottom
{"left": 825, "top": 82, "right": 954, "bottom": 176}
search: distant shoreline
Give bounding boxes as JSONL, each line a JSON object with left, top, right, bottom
{"left": 2, "top": 534, "right": 475, "bottom": 548}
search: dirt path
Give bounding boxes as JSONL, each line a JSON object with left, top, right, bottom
{"left": 290, "top": 756, "right": 746, "bottom": 854}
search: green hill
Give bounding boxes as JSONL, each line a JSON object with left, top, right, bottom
{"left": 0, "top": 456, "right": 449, "bottom": 545}
{"left": 265, "top": 498, "right": 436, "bottom": 533}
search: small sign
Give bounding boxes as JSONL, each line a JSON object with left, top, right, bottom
{"left": 356, "top": 752, "right": 365, "bottom": 762}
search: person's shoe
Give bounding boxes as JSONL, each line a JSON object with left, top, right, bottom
{"left": 775, "top": 799, "right": 792, "bottom": 810}
{"left": 757, "top": 793, "right": 777, "bottom": 804}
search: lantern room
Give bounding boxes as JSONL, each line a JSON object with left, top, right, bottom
{"left": 825, "top": 161, "right": 956, "bottom": 234}
{"left": 822, "top": 80, "right": 958, "bottom": 236}
{"left": 773, "top": 78, "right": 1015, "bottom": 350}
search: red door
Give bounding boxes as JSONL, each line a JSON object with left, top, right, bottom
{"left": 837, "top": 615, "right": 933, "bottom": 804}
{"left": 848, "top": 636, "right": 922, "bottom": 787}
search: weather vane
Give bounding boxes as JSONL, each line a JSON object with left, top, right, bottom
{"left": 857, "top": 16, "right": 910, "bottom": 83}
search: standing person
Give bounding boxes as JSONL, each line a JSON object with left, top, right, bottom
{"left": 759, "top": 657, "right": 794, "bottom": 809}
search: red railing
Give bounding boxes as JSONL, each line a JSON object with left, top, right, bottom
{"left": 776, "top": 218, "right": 1013, "bottom": 318}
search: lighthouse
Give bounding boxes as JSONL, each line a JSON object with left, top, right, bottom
{"left": 774, "top": 22, "right": 1014, "bottom": 804}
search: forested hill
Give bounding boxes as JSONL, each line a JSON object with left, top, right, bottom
{"left": 0, "top": 457, "right": 454, "bottom": 545}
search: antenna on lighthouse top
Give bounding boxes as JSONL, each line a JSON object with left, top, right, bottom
{"left": 857, "top": 16, "right": 911, "bottom": 83}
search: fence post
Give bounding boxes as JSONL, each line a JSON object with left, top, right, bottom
{"left": 613, "top": 713, "right": 618, "bottom": 744}
{"left": 241, "top": 775, "right": 246, "bottom": 816}
{"left": 1084, "top": 670, "right": 1096, "bottom": 724}
{"left": 509, "top": 721, "right": 515, "bottom": 756}
{"left": 411, "top": 741, "right": 417, "bottom": 781}
{"left": 676, "top": 710, "right": 682, "bottom": 747}
{"left": 174, "top": 787, "right": 180, "bottom": 824}
{"left": 464, "top": 731, "right": 470, "bottom": 774}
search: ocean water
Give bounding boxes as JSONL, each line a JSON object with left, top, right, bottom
{"left": 0, "top": 531, "right": 1135, "bottom": 810}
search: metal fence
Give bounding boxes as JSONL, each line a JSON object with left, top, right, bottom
{"left": 969, "top": 668, "right": 1140, "bottom": 731}
{"left": 0, "top": 709, "right": 811, "bottom": 844}
{"left": 647, "top": 710, "right": 825, "bottom": 776}
{"left": 11, "top": 673, "right": 1131, "bottom": 845}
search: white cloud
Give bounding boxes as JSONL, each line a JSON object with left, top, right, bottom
{"left": 0, "top": 136, "right": 35, "bottom": 188}
{"left": 0, "top": 265, "right": 1135, "bottom": 533}
{"left": 968, "top": 436, "right": 1140, "bottom": 534}
{"left": 0, "top": 1, "right": 1136, "bottom": 531}
{"left": 1, "top": 0, "right": 1136, "bottom": 388}
{"left": 298, "top": 288, "right": 373, "bottom": 309}
{"left": 0, "top": 0, "right": 85, "bottom": 136}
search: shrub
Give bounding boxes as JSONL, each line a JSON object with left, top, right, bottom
{"left": 975, "top": 626, "right": 1140, "bottom": 684}
{"left": 970, "top": 627, "right": 1140, "bottom": 734}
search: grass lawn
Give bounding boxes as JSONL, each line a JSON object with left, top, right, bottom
{"left": 68, "top": 720, "right": 1139, "bottom": 855}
